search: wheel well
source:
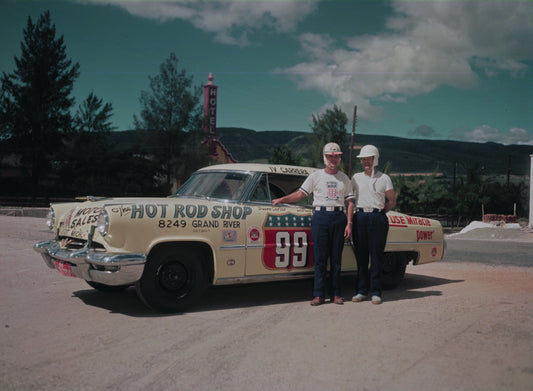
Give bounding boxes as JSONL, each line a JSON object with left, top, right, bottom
{"left": 148, "top": 242, "right": 214, "bottom": 284}
{"left": 405, "top": 251, "right": 420, "bottom": 265}
{"left": 386, "top": 251, "right": 419, "bottom": 265}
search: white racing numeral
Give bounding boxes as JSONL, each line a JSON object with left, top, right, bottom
{"left": 274, "top": 231, "right": 309, "bottom": 268}
{"left": 292, "top": 231, "right": 307, "bottom": 267}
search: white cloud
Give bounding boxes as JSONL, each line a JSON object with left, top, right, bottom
{"left": 276, "top": 0, "right": 533, "bottom": 123}
{"left": 85, "top": 0, "right": 318, "bottom": 47}
{"left": 451, "top": 125, "right": 533, "bottom": 145}
{"left": 81, "top": 0, "right": 533, "bottom": 141}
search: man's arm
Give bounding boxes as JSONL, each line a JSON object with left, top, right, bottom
{"left": 272, "top": 190, "right": 306, "bottom": 206}
{"left": 344, "top": 198, "right": 354, "bottom": 239}
{"left": 385, "top": 189, "right": 396, "bottom": 212}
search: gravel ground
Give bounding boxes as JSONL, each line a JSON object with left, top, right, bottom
{"left": 1, "top": 215, "right": 532, "bottom": 391}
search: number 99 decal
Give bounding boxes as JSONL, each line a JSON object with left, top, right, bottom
{"left": 275, "top": 231, "right": 309, "bottom": 268}
{"left": 263, "top": 229, "right": 314, "bottom": 270}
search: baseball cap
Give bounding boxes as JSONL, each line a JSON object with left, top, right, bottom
{"left": 323, "top": 142, "right": 343, "bottom": 155}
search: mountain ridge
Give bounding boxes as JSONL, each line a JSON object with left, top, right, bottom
{"left": 216, "top": 127, "right": 533, "bottom": 177}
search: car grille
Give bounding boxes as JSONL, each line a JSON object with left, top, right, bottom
{"left": 60, "top": 237, "right": 105, "bottom": 250}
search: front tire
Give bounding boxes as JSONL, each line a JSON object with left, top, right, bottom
{"left": 135, "top": 246, "right": 207, "bottom": 313}
{"left": 381, "top": 252, "right": 408, "bottom": 289}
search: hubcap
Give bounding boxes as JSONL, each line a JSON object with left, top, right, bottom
{"left": 158, "top": 262, "right": 190, "bottom": 291}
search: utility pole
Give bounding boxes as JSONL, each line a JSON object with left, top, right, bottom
{"left": 507, "top": 155, "right": 511, "bottom": 187}
{"left": 453, "top": 162, "right": 457, "bottom": 190}
{"left": 349, "top": 105, "right": 357, "bottom": 177}
{"left": 529, "top": 155, "right": 533, "bottom": 229}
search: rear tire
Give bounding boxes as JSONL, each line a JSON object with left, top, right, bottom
{"left": 136, "top": 247, "right": 207, "bottom": 313}
{"left": 381, "top": 252, "right": 408, "bottom": 290}
{"left": 86, "top": 281, "right": 130, "bottom": 292}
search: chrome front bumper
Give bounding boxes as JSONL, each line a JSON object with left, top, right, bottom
{"left": 33, "top": 240, "right": 146, "bottom": 286}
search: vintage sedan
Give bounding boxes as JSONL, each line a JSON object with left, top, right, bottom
{"left": 34, "top": 163, "right": 445, "bottom": 312}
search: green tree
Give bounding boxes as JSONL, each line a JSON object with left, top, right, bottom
{"left": 74, "top": 91, "right": 115, "bottom": 132}
{"left": 175, "top": 128, "right": 210, "bottom": 190}
{"left": 392, "top": 175, "right": 419, "bottom": 214}
{"left": 134, "top": 53, "right": 206, "bottom": 192}
{"left": 0, "top": 10, "right": 80, "bottom": 197}
{"left": 309, "top": 105, "right": 348, "bottom": 167}
{"left": 480, "top": 179, "right": 528, "bottom": 217}
{"left": 454, "top": 163, "right": 491, "bottom": 221}
{"left": 392, "top": 174, "right": 452, "bottom": 216}
{"left": 415, "top": 174, "right": 452, "bottom": 214}
{"left": 268, "top": 145, "right": 303, "bottom": 165}
{"left": 66, "top": 92, "right": 115, "bottom": 195}
{"left": 382, "top": 161, "right": 392, "bottom": 175}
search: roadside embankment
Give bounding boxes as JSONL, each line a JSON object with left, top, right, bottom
{"left": 446, "top": 220, "right": 533, "bottom": 243}
{"left": 0, "top": 207, "right": 49, "bottom": 218}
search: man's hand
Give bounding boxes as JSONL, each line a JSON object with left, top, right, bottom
{"left": 272, "top": 198, "right": 282, "bottom": 206}
{"left": 344, "top": 224, "right": 352, "bottom": 240}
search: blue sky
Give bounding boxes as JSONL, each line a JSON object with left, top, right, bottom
{"left": 1, "top": 0, "right": 532, "bottom": 145}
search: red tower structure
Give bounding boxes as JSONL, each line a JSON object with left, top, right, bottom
{"left": 202, "top": 73, "right": 236, "bottom": 164}
{"left": 203, "top": 72, "right": 218, "bottom": 140}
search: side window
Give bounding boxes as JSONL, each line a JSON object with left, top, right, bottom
{"left": 248, "top": 174, "right": 288, "bottom": 203}
{"left": 268, "top": 173, "right": 313, "bottom": 206}
{"left": 250, "top": 175, "right": 270, "bottom": 202}
{"left": 248, "top": 172, "right": 314, "bottom": 206}
{"left": 269, "top": 183, "right": 285, "bottom": 199}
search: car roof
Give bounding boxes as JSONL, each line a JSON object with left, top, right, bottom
{"left": 197, "top": 163, "right": 318, "bottom": 176}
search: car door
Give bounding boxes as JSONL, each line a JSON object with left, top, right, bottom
{"left": 244, "top": 173, "right": 315, "bottom": 277}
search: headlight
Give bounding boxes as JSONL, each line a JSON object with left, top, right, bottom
{"left": 45, "top": 208, "right": 55, "bottom": 230}
{"left": 96, "top": 210, "right": 109, "bottom": 237}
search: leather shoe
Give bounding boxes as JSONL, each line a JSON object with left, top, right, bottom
{"left": 310, "top": 297, "right": 325, "bottom": 306}
{"left": 333, "top": 296, "right": 344, "bottom": 305}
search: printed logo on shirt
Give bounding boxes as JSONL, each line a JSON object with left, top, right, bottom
{"left": 327, "top": 181, "right": 339, "bottom": 201}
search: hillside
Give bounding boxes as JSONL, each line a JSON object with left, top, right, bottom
{"left": 100, "top": 128, "right": 533, "bottom": 178}
{"left": 217, "top": 127, "right": 533, "bottom": 178}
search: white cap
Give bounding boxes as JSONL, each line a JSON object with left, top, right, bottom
{"left": 357, "top": 144, "right": 380, "bottom": 175}
{"left": 323, "top": 142, "right": 343, "bottom": 155}
{"left": 356, "top": 144, "right": 379, "bottom": 159}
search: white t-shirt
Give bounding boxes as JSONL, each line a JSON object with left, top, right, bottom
{"left": 300, "top": 169, "right": 354, "bottom": 207}
{"left": 352, "top": 171, "right": 393, "bottom": 210}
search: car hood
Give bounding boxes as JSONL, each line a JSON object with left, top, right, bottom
{"left": 55, "top": 197, "right": 171, "bottom": 240}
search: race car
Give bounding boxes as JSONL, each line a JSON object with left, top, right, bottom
{"left": 34, "top": 163, "right": 445, "bottom": 312}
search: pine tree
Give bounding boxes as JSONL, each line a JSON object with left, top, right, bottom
{"left": 309, "top": 105, "right": 348, "bottom": 167}
{"left": 74, "top": 91, "right": 115, "bottom": 133}
{"left": 133, "top": 52, "right": 205, "bottom": 192}
{"left": 268, "top": 145, "right": 303, "bottom": 165}
{"left": 0, "top": 10, "right": 80, "bottom": 197}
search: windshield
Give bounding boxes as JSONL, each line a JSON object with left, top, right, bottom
{"left": 173, "top": 171, "right": 253, "bottom": 201}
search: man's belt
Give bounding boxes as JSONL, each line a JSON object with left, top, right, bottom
{"left": 315, "top": 206, "right": 345, "bottom": 212}
{"left": 356, "top": 207, "right": 385, "bottom": 213}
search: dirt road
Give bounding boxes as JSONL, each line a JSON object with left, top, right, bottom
{"left": 1, "top": 215, "right": 532, "bottom": 391}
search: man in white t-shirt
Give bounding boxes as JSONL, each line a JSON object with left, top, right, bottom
{"left": 351, "top": 145, "right": 396, "bottom": 305}
{"left": 272, "top": 143, "right": 354, "bottom": 306}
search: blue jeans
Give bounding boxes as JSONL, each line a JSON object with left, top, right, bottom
{"left": 352, "top": 211, "right": 389, "bottom": 297}
{"left": 311, "top": 210, "right": 347, "bottom": 298}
